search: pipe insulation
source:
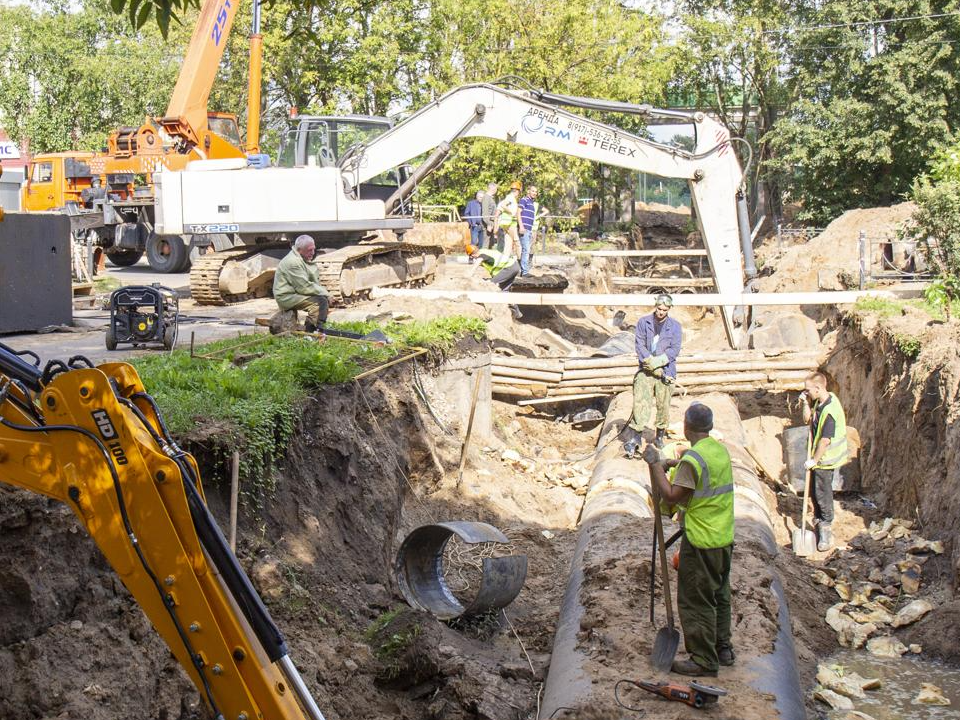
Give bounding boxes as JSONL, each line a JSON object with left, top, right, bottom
{"left": 540, "top": 392, "right": 803, "bottom": 720}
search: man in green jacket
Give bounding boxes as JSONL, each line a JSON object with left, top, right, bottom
{"left": 802, "top": 372, "right": 848, "bottom": 551}
{"left": 644, "top": 402, "right": 735, "bottom": 678}
{"left": 272, "top": 235, "right": 330, "bottom": 333}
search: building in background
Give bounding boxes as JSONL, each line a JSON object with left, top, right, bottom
{"left": 0, "top": 129, "right": 28, "bottom": 210}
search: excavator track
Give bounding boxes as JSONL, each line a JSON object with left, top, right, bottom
{"left": 190, "top": 242, "right": 444, "bottom": 306}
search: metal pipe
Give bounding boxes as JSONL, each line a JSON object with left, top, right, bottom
{"left": 278, "top": 654, "right": 327, "bottom": 720}
{"left": 384, "top": 142, "right": 450, "bottom": 214}
{"left": 245, "top": 0, "right": 263, "bottom": 154}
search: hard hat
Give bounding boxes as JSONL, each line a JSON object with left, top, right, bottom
{"left": 465, "top": 244, "right": 477, "bottom": 255}
{"left": 510, "top": 180, "right": 522, "bottom": 191}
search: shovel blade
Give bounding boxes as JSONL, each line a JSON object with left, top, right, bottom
{"left": 792, "top": 528, "right": 816, "bottom": 557}
{"left": 362, "top": 329, "right": 391, "bottom": 343}
{"left": 651, "top": 626, "right": 681, "bottom": 672}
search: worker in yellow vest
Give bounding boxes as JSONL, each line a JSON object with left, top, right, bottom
{"left": 801, "top": 372, "right": 848, "bottom": 551}
{"left": 644, "top": 402, "right": 735, "bottom": 678}
{"left": 494, "top": 180, "right": 522, "bottom": 257}
{"left": 466, "top": 243, "right": 522, "bottom": 319}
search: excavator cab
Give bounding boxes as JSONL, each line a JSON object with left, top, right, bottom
{"left": 277, "top": 115, "right": 408, "bottom": 202}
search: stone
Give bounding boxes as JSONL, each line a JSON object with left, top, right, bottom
{"left": 906, "top": 538, "right": 945, "bottom": 555}
{"left": 69, "top": 620, "right": 83, "bottom": 631}
{"left": 500, "top": 449, "right": 521, "bottom": 463}
{"left": 848, "top": 605, "right": 894, "bottom": 626}
{"left": 900, "top": 567, "right": 922, "bottom": 595}
{"left": 813, "top": 687, "right": 855, "bottom": 710}
{"left": 892, "top": 599, "right": 934, "bottom": 627}
{"left": 866, "top": 636, "right": 908, "bottom": 658}
{"left": 343, "top": 659, "right": 359, "bottom": 673}
{"left": 909, "top": 644, "right": 923, "bottom": 654}
{"left": 811, "top": 570, "right": 835, "bottom": 587}
{"left": 541, "top": 530, "right": 555, "bottom": 540}
{"left": 826, "top": 604, "right": 878, "bottom": 648}
{"left": 816, "top": 665, "right": 866, "bottom": 699}
{"left": 914, "top": 683, "right": 951, "bottom": 706}
{"left": 834, "top": 580, "right": 853, "bottom": 601}
{"left": 840, "top": 712, "right": 878, "bottom": 720}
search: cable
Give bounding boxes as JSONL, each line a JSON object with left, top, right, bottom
{"left": 614, "top": 679, "right": 648, "bottom": 714}
{"left": 763, "top": 10, "right": 960, "bottom": 34}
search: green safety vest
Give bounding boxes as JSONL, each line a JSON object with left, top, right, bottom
{"left": 677, "top": 436, "right": 735, "bottom": 549}
{"left": 478, "top": 248, "right": 514, "bottom": 276}
{"left": 811, "top": 392, "right": 848, "bottom": 470}
{"left": 498, "top": 196, "right": 518, "bottom": 227}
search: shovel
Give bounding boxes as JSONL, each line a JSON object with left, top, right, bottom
{"left": 316, "top": 325, "right": 391, "bottom": 344}
{"left": 793, "top": 469, "right": 817, "bottom": 557}
{"left": 650, "top": 479, "right": 681, "bottom": 672}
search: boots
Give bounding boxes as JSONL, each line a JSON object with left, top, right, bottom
{"left": 817, "top": 523, "right": 833, "bottom": 552}
{"left": 654, "top": 428, "right": 666, "bottom": 448}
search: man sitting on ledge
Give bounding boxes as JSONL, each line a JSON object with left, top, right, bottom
{"left": 272, "top": 234, "right": 330, "bottom": 333}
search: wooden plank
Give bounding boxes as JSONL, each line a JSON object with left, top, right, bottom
{"left": 491, "top": 356, "right": 564, "bottom": 373}
{"left": 490, "top": 366, "right": 563, "bottom": 383}
{"left": 611, "top": 277, "right": 714, "bottom": 288}
{"left": 370, "top": 287, "right": 924, "bottom": 306}
{"left": 572, "top": 249, "right": 708, "bottom": 257}
{"left": 517, "top": 393, "right": 608, "bottom": 406}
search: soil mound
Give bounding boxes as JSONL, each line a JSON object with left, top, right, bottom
{"left": 760, "top": 203, "right": 915, "bottom": 292}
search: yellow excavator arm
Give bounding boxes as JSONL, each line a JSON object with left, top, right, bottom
{"left": 0, "top": 342, "right": 325, "bottom": 720}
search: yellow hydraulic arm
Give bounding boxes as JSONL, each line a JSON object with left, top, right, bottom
{"left": 0, "top": 343, "right": 325, "bottom": 720}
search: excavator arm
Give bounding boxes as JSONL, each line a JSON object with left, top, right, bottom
{"left": 0, "top": 343, "right": 325, "bottom": 720}
{"left": 342, "top": 83, "right": 750, "bottom": 346}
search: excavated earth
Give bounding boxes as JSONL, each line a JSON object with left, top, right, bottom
{"left": 3, "top": 213, "right": 960, "bottom": 719}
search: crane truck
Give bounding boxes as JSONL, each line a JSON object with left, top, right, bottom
{"left": 162, "top": 82, "right": 755, "bottom": 346}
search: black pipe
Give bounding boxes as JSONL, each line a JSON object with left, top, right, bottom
{"left": 0, "top": 342, "right": 44, "bottom": 391}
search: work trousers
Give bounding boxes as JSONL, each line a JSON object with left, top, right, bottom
{"left": 288, "top": 295, "right": 329, "bottom": 330}
{"left": 629, "top": 370, "right": 673, "bottom": 432}
{"left": 470, "top": 224, "right": 484, "bottom": 248}
{"left": 498, "top": 225, "right": 520, "bottom": 257}
{"left": 811, "top": 467, "right": 837, "bottom": 524}
{"left": 677, "top": 536, "right": 733, "bottom": 673}
{"left": 520, "top": 229, "right": 534, "bottom": 276}
{"left": 490, "top": 261, "right": 520, "bottom": 291}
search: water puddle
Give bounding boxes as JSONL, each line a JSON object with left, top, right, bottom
{"left": 819, "top": 650, "right": 960, "bottom": 719}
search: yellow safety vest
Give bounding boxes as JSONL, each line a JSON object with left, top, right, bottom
{"left": 677, "top": 437, "right": 735, "bottom": 549}
{"left": 478, "top": 248, "right": 514, "bottom": 275}
{"left": 498, "top": 196, "right": 518, "bottom": 227}
{"left": 811, "top": 392, "right": 848, "bottom": 469}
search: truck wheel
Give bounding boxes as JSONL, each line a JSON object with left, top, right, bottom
{"left": 147, "top": 234, "right": 188, "bottom": 273}
{"left": 106, "top": 249, "right": 143, "bottom": 267}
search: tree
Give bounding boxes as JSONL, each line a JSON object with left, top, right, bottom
{"left": 766, "top": 0, "right": 960, "bottom": 223}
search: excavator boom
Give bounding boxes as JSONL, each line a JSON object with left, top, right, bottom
{"left": 0, "top": 342, "right": 325, "bottom": 720}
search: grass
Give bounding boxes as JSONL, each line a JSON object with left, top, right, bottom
{"left": 131, "top": 316, "right": 485, "bottom": 493}
{"left": 893, "top": 333, "right": 922, "bottom": 359}
{"left": 853, "top": 296, "right": 907, "bottom": 318}
{"left": 93, "top": 276, "right": 122, "bottom": 293}
{"left": 364, "top": 608, "right": 421, "bottom": 679}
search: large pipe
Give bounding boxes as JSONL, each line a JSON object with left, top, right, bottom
{"left": 540, "top": 392, "right": 802, "bottom": 719}
{"left": 737, "top": 190, "right": 758, "bottom": 281}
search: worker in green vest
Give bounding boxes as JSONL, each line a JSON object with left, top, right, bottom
{"left": 801, "top": 372, "right": 848, "bottom": 551}
{"left": 644, "top": 402, "right": 735, "bottom": 678}
{"left": 466, "top": 243, "right": 522, "bottom": 319}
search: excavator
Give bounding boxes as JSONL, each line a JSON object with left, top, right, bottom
{"left": 163, "top": 82, "right": 754, "bottom": 345}
{"left": 0, "top": 341, "right": 327, "bottom": 720}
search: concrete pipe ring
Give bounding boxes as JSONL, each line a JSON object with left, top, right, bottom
{"left": 394, "top": 521, "right": 528, "bottom": 620}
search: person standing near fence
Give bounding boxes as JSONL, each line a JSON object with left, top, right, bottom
{"left": 518, "top": 185, "right": 548, "bottom": 276}
{"left": 464, "top": 190, "right": 485, "bottom": 249}
{"left": 481, "top": 182, "right": 498, "bottom": 249}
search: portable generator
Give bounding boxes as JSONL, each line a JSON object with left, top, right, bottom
{"left": 105, "top": 284, "right": 179, "bottom": 351}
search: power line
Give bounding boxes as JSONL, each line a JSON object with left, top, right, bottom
{"left": 763, "top": 10, "right": 960, "bottom": 34}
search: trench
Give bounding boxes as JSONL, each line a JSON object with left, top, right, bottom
{"left": 3, "top": 271, "right": 960, "bottom": 720}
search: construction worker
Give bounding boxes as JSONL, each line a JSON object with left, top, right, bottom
{"left": 464, "top": 190, "right": 485, "bottom": 249}
{"left": 644, "top": 402, "right": 735, "bottom": 678}
{"left": 494, "top": 180, "right": 522, "bottom": 256}
{"left": 625, "top": 294, "right": 682, "bottom": 455}
{"left": 801, "top": 372, "right": 848, "bottom": 551}
{"left": 272, "top": 234, "right": 330, "bottom": 333}
{"left": 481, "top": 182, "right": 498, "bottom": 248}
{"left": 466, "top": 243, "right": 522, "bottom": 319}
{"left": 518, "top": 185, "right": 549, "bottom": 276}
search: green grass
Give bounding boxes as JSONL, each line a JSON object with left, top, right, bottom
{"left": 893, "top": 333, "right": 922, "bottom": 359}
{"left": 575, "top": 240, "right": 616, "bottom": 251}
{"left": 853, "top": 296, "right": 907, "bottom": 318}
{"left": 131, "top": 316, "right": 485, "bottom": 493}
{"left": 93, "top": 276, "right": 122, "bottom": 293}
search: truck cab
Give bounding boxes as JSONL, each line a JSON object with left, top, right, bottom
{"left": 21, "top": 152, "right": 96, "bottom": 212}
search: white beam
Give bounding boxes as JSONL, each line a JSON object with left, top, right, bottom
{"left": 369, "top": 287, "right": 925, "bottom": 306}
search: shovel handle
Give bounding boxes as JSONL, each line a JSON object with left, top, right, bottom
{"left": 651, "top": 480, "right": 677, "bottom": 629}
{"left": 800, "top": 468, "right": 812, "bottom": 533}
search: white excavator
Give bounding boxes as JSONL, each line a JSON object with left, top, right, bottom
{"left": 157, "top": 82, "right": 756, "bottom": 345}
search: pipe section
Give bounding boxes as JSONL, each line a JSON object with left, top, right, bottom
{"left": 540, "top": 392, "right": 803, "bottom": 720}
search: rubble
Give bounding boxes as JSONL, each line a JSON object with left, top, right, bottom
{"left": 865, "top": 636, "right": 908, "bottom": 658}
{"left": 826, "top": 603, "right": 878, "bottom": 648}
{"left": 815, "top": 664, "right": 880, "bottom": 699}
{"left": 813, "top": 687, "right": 855, "bottom": 710}
{"left": 892, "top": 599, "right": 934, "bottom": 628}
{"left": 914, "top": 683, "right": 951, "bottom": 706}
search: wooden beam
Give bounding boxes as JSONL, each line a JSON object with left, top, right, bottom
{"left": 370, "top": 287, "right": 925, "bottom": 307}
{"left": 572, "top": 249, "right": 708, "bottom": 257}
{"left": 517, "top": 393, "right": 608, "bottom": 406}
{"left": 612, "top": 277, "right": 714, "bottom": 288}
